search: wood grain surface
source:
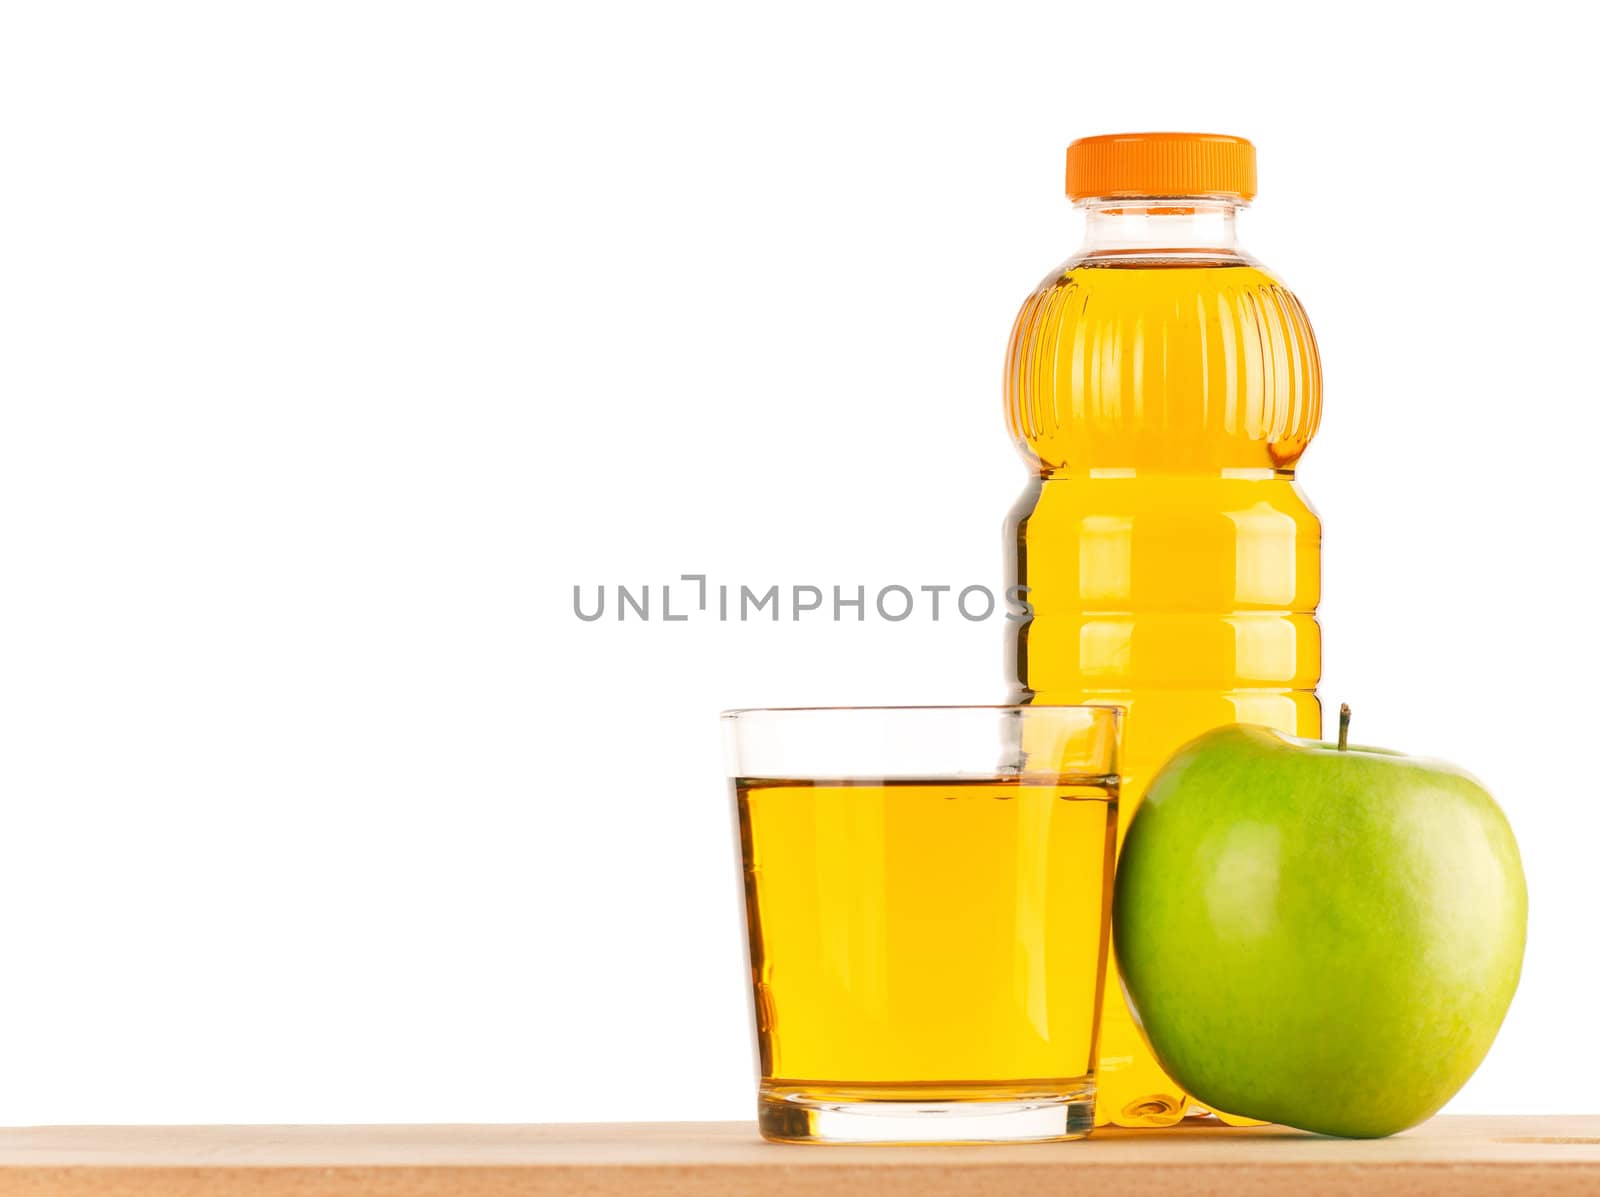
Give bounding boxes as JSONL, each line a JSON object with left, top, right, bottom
{"left": 2, "top": 1116, "right": 1597, "bottom": 1196}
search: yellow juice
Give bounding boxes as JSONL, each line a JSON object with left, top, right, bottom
{"left": 1006, "top": 257, "right": 1322, "bottom": 1125}
{"left": 737, "top": 776, "right": 1117, "bottom": 1140}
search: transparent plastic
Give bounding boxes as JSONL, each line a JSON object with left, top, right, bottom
{"left": 1004, "top": 197, "right": 1322, "bottom": 1127}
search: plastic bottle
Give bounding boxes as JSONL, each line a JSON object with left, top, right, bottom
{"left": 1004, "top": 132, "right": 1322, "bottom": 1127}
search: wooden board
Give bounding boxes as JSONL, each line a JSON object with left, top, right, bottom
{"left": 1, "top": 1116, "right": 1598, "bottom": 1196}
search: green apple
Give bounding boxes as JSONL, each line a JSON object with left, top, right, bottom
{"left": 1112, "top": 708, "right": 1527, "bottom": 1138}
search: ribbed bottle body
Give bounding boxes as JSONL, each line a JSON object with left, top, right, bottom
{"left": 1007, "top": 263, "right": 1320, "bottom": 475}
{"left": 1006, "top": 258, "right": 1322, "bottom": 1126}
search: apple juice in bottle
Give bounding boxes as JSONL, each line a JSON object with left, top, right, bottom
{"left": 1004, "top": 133, "right": 1322, "bottom": 1127}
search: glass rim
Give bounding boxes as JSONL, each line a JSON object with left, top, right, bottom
{"left": 720, "top": 703, "right": 1122, "bottom": 720}
{"left": 723, "top": 703, "right": 1121, "bottom": 785}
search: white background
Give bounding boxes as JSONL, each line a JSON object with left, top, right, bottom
{"left": 1, "top": 1, "right": 1594, "bottom": 1124}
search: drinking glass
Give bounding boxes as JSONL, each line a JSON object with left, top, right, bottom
{"left": 723, "top": 704, "right": 1120, "bottom": 1143}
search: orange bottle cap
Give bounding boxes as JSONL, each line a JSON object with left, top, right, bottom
{"left": 1065, "top": 132, "right": 1256, "bottom": 202}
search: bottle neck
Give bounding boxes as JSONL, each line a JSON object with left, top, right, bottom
{"left": 1075, "top": 198, "right": 1244, "bottom": 259}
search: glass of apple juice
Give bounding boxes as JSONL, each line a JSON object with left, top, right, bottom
{"left": 722, "top": 704, "right": 1120, "bottom": 1144}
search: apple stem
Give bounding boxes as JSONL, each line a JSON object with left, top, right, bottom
{"left": 1338, "top": 703, "right": 1351, "bottom": 751}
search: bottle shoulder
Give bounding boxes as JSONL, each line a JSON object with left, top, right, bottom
{"left": 1006, "top": 256, "right": 1321, "bottom": 474}
{"left": 1036, "top": 253, "right": 1288, "bottom": 294}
